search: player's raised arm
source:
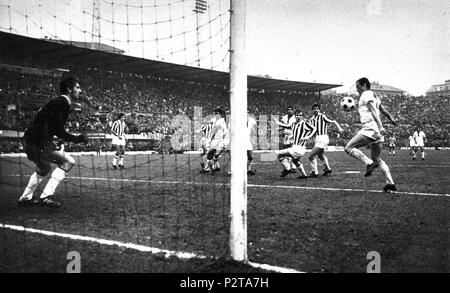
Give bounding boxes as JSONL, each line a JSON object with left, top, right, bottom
{"left": 379, "top": 104, "right": 397, "bottom": 125}
{"left": 303, "top": 121, "right": 316, "bottom": 140}
{"left": 273, "top": 117, "right": 291, "bottom": 129}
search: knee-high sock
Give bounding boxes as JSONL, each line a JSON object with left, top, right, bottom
{"left": 379, "top": 160, "right": 394, "bottom": 185}
{"left": 119, "top": 155, "right": 124, "bottom": 165}
{"left": 349, "top": 148, "right": 373, "bottom": 165}
{"left": 204, "top": 159, "right": 212, "bottom": 171}
{"left": 321, "top": 155, "right": 331, "bottom": 171}
{"left": 20, "top": 172, "right": 45, "bottom": 200}
{"left": 201, "top": 153, "right": 207, "bottom": 164}
{"left": 309, "top": 158, "right": 318, "bottom": 174}
{"left": 294, "top": 161, "right": 307, "bottom": 177}
{"left": 41, "top": 167, "right": 66, "bottom": 198}
{"left": 290, "top": 157, "right": 297, "bottom": 170}
{"left": 214, "top": 159, "right": 220, "bottom": 170}
{"left": 281, "top": 158, "right": 291, "bottom": 171}
{"left": 247, "top": 159, "right": 253, "bottom": 171}
{"left": 421, "top": 150, "right": 425, "bottom": 159}
{"left": 112, "top": 155, "right": 118, "bottom": 166}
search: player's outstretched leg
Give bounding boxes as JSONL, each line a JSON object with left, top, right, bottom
{"left": 344, "top": 134, "right": 378, "bottom": 177}
{"left": 308, "top": 148, "right": 321, "bottom": 177}
{"left": 38, "top": 150, "right": 75, "bottom": 208}
{"left": 247, "top": 150, "right": 256, "bottom": 176}
{"left": 203, "top": 149, "right": 216, "bottom": 173}
{"left": 275, "top": 150, "right": 292, "bottom": 178}
{"left": 119, "top": 148, "right": 125, "bottom": 169}
{"left": 380, "top": 159, "right": 397, "bottom": 193}
{"left": 200, "top": 148, "right": 207, "bottom": 170}
{"left": 112, "top": 145, "right": 119, "bottom": 169}
{"left": 18, "top": 169, "right": 47, "bottom": 207}
{"left": 371, "top": 143, "right": 397, "bottom": 193}
{"left": 318, "top": 151, "right": 332, "bottom": 176}
{"left": 292, "top": 159, "right": 308, "bottom": 179}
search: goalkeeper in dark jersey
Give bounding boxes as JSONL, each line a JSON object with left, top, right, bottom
{"left": 17, "top": 75, "right": 88, "bottom": 208}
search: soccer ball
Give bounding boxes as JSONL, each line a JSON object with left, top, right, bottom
{"left": 341, "top": 96, "right": 356, "bottom": 111}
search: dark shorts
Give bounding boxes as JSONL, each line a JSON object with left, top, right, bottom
{"left": 24, "top": 141, "right": 59, "bottom": 164}
{"left": 25, "top": 141, "right": 44, "bottom": 162}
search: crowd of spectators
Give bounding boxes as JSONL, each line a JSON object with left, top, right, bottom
{"left": 0, "top": 64, "right": 449, "bottom": 153}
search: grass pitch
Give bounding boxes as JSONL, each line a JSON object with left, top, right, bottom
{"left": 0, "top": 149, "right": 448, "bottom": 273}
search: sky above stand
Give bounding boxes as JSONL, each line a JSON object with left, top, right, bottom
{"left": 1, "top": 0, "right": 448, "bottom": 95}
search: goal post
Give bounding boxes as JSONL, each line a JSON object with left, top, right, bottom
{"left": 229, "top": 0, "right": 248, "bottom": 262}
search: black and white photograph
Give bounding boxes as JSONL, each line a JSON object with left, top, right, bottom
{"left": 0, "top": 0, "right": 448, "bottom": 278}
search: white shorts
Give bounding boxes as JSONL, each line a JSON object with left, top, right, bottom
{"left": 112, "top": 136, "right": 126, "bottom": 146}
{"left": 223, "top": 138, "right": 230, "bottom": 149}
{"left": 357, "top": 124, "right": 384, "bottom": 143}
{"left": 314, "top": 135, "right": 329, "bottom": 149}
{"left": 287, "top": 145, "right": 306, "bottom": 159}
{"left": 210, "top": 138, "right": 225, "bottom": 151}
{"left": 201, "top": 137, "right": 211, "bottom": 151}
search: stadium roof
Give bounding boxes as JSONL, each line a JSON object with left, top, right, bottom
{"left": 0, "top": 31, "right": 341, "bottom": 93}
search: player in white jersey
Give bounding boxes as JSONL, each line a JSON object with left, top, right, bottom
{"left": 274, "top": 110, "right": 316, "bottom": 179}
{"left": 388, "top": 135, "right": 396, "bottom": 156}
{"left": 246, "top": 113, "right": 257, "bottom": 175}
{"left": 280, "top": 106, "right": 298, "bottom": 173}
{"left": 110, "top": 113, "right": 128, "bottom": 169}
{"left": 203, "top": 108, "right": 227, "bottom": 175}
{"left": 412, "top": 127, "right": 427, "bottom": 160}
{"left": 308, "top": 103, "right": 343, "bottom": 177}
{"left": 226, "top": 112, "right": 257, "bottom": 176}
{"left": 408, "top": 134, "right": 417, "bottom": 156}
{"left": 344, "top": 77, "right": 398, "bottom": 193}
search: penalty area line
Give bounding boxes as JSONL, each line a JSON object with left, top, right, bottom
{"left": 6, "top": 175, "right": 450, "bottom": 198}
{"left": 248, "top": 183, "right": 450, "bottom": 198}
{"left": 66, "top": 176, "right": 450, "bottom": 198}
{"left": 0, "top": 223, "right": 304, "bottom": 273}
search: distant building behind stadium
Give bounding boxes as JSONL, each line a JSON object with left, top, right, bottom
{"left": 344, "top": 82, "right": 406, "bottom": 97}
{"left": 370, "top": 82, "right": 406, "bottom": 98}
{"left": 426, "top": 80, "right": 450, "bottom": 97}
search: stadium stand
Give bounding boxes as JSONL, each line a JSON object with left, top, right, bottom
{"left": 1, "top": 65, "right": 449, "bottom": 153}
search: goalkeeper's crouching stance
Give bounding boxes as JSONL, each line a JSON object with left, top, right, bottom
{"left": 17, "top": 75, "right": 88, "bottom": 208}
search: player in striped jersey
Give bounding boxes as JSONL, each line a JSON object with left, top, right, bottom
{"left": 203, "top": 108, "right": 227, "bottom": 175}
{"left": 197, "top": 118, "right": 215, "bottom": 170}
{"left": 274, "top": 110, "right": 316, "bottom": 179}
{"left": 280, "top": 106, "right": 298, "bottom": 173}
{"left": 308, "top": 104, "right": 343, "bottom": 177}
{"left": 111, "top": 113, "right": 128, "bottom": 169}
